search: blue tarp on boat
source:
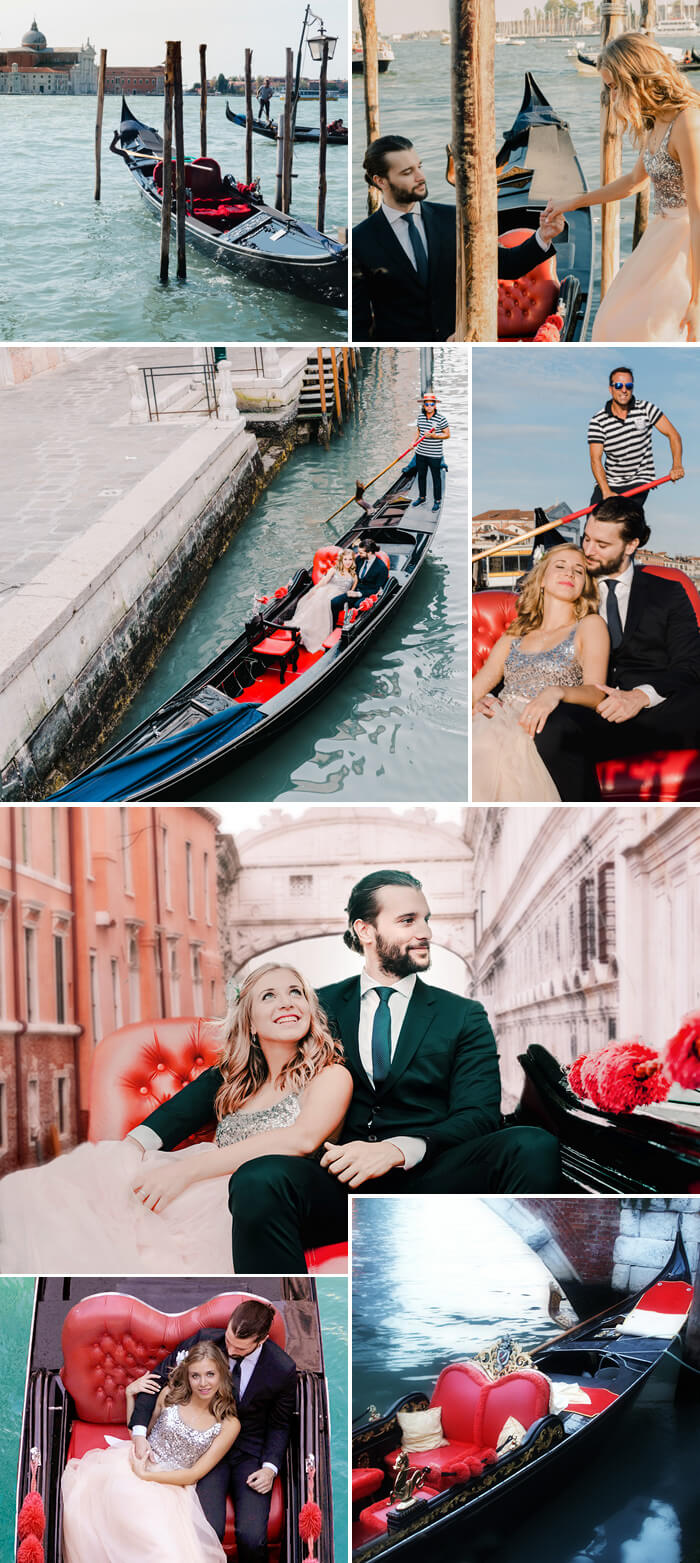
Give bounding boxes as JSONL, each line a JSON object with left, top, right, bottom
{"left": 51, "top": 701, "right": 265, "bottom": 801}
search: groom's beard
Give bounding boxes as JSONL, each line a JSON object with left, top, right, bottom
{"left": 374, "top": 932, "right": 432, "bottom": 979}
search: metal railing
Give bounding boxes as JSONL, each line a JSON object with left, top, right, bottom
{"left": 141, "top": 353, "right": 219, "bottom": 421}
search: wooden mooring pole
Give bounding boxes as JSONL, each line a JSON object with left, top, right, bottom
{"left": 282, "top": 47, "right": 294, "bottom": 214}
{"left": 330, "top": 348, "right": 343, "bottom": 425}
{"left": 94, "top": 48, "right": 107, "bottom": 200}
{"left": 173, "top": 40, "right": 187, "bottom": 280}
{"left": 341, "top": 347, "right": 352, "bottom": 413}
{"left": 451, "top": 0, "right": 498, "bottom": 340}
{"left": 317, "top": 347, "right": 330, "bottom": 447}
{"left": 599, "top": 0, "right": 627, "bottom": 299}
{"left": 633, "top": 0, "right": 655, "bottom": 248}
{"left": 199, "top": 45, "right": 208, "bottom": 157}
{"left": 275, "top": 114, "right": 286, "bottom": 210}
{"left": 317, "top": 36, "right": 329, "bottom": 231}
{"left": 160, "top": 44, "right": 175, "bottom": 283}
{"left": 359, "top": 0, "right": 381, "bottom": 214}
{"left": 244, "top": 51, "right": 254, "bottom": 186}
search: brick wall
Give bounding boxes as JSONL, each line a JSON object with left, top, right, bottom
{"left": 533, "top": 1197, "right": 621, "bottom": 1282}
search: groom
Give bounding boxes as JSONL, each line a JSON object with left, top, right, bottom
{"left": 129, "top": 1297, "right": 296, "bottom": 1563}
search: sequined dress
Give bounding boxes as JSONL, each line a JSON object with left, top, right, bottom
{"left": 0, "top": 1093, "right": 304, "bottom": 1274}
{"left": 593, "top": 114, "right": 692, "bottom": 342}
{"left": 472, "top": 626, "right": 583, "bottom": 802}
{"left": 62, "top": 1405, "right": 229, "bottom": 1563}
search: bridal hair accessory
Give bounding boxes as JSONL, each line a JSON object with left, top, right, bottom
{"left": 226, "top": 979, "right": 241, "bottom": 1006}
{"left": 175, "top": 1349, "right": 188, "bottom": 1365}
{"left": 17, "top": 1448, "right": 45, "bottom": 1563}
{"left": 299, "top": 1453, "right": 323, "bottom": 1562}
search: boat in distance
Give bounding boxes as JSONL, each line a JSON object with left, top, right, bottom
{"left": 497, "top": 74, "right": 594, "bottom": 342}
{"left": 225, "top": 102, "right": 348, "bottom": 144}
{"left": 352, "top": 1231, "right": 693, "bottom": 1559}
{"left": 51, "top": 458, "right": 445, "bottom": 802}
{"left": 110, "top": 97, "right": 347, "bottom": 307}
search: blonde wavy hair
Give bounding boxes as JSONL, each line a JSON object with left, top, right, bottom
{"left": 214, "top": 962, "right": 344, "bottom": 1119}
{"left": 164, "top": 1342, "right": 238, "bottom": 1422}
{"left": 337, "top": 549, "right": 358, "bottom": 586}
{"left": 598, "top": 32, "right": 699, "bottom": 143}
{"left": 506, "top": 545, "right": 599, "bottom": 638}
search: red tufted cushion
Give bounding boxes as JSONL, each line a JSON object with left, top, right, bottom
{"left": 352, "top": 1467, "right": 384, "bottom": 1502}
{"left": 66, "top": 1422, "right": 131, "bottom": 1460}
{"left": 498, "top": 228, "right": 560, "bottom": 340}
{"left": 471, "top": 590, "right": 517, "bottom": 675}
{"left": 359, "top": 1487, "right": 440, "bottom": 1536}
{"left": 312, "top": 547, "right": 340, "bottom": 585}
{"left": 384, "top": 1363, "right": 550, "bottom": 1490}
{"left": 87, "top": 1018, "right": 221, "bottom": 1146}
{"left": 478, "top": 1369, "right": 550, "bottom": 1449}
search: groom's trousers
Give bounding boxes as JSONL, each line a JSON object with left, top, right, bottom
{"left": 534, "top": 689, "right": 700, "bottom": 801}
{"left": 197, "top": 1450, "right": 272, "bottom": 1563}
{"left": 227, "top": 1127, "right": 559, "bottom": 1270}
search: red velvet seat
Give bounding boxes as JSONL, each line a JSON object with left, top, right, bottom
{"left": 563, "top": 1386, "right": 619, "bottom": 1417}
{"left": 359, "top": 1486, "right": 440, "bottom": 1536}
{"left": 498, "top": 228, "right": 560, "bottom": 340}
{"left": 471, "top": 566, "right": 700, "bottom": 800}
{"left": 250, "top": 627, "right": 301, "bottom": 683}
{"left": 352, "top": 1467, "right": 384, "bottom": 1503}
{"left": 61, "top": 1292, "right": 286, "bottom": 1561}
{"left": 87, "top": 1018, "right": 348, "bottom": 1274}
{"left": 385, "top": 1362, "right": 551, "bottom": 1490}
{"left": 312, "top": 546, "right": 340, "bottom": 584}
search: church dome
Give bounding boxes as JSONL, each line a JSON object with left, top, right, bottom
{"left": 21, "top": 19, "right": 47, "bottom": 50}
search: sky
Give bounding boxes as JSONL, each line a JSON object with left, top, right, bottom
{"left": 2, "top": 1, "right": 348, "bottom": 83}
{"left": 472, "top": 345, "right": 700, "bottom": 557}
{"left": 352, "top": 0, "right": 535, "bottom": 30}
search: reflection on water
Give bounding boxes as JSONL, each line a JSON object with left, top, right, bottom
{"left": 108, "top": 345, "right": 468, "bottom": 801}
{"left": 352, "top": 1198, "right": 700, "bottom": 1561}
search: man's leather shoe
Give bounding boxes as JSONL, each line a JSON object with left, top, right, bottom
{"left": 432, "top": 500, "right": 440, "bottom": 512}
{"left": 412, "top": 497, "right": 426, "bottom": 507}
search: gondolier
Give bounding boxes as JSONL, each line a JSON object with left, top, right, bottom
{"left": 588, "top": 366, "right": 684, "bottom": 514}
{"left": 413, "top": 393, "right": 449, "bottom": 511}
{"left": 257, "top": 78, "right": 274, "bottom": 121}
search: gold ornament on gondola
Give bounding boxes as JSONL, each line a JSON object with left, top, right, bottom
{"left": 473, "top": 1335, "right": 535, "bottom": 1380}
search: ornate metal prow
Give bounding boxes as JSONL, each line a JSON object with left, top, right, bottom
{"left": 390, "top": 1451, "right": 431, "bottom": 1509}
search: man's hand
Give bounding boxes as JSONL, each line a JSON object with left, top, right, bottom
{"left": 247, "top": 1468, "right": 275, "bottom": 1494}
{"left": 596, "top": 685, "right": 650, "bottom": 723}
{"left": 320, "top": 1140, "right": 405, "bottom": 1188}
{"left": 518, "top": 686, "right": 563, "bottom": 736}
{"left": 131, "top": 1436, "right": 154, "bottom": 1464}
{"left": 472, "top": 694, "right": 501, "bottom": 719}
{"left": 537, "top": 209, "right": 565, "bottom": 245}
{"left": 131, "top": 1160, "right": 190, "bottom": 1213}
{"left": 668, "top": 463, "right": 685, "bottom": 482}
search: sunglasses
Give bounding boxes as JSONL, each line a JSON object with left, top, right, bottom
{"left": 611, "top": 381, "right": 633, "bottom": 390}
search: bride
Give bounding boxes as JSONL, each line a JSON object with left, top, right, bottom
{"left": 472, "top": 545, "right": 610, "bottom": 802}
{"left": 0, "top": 964, "right": 352, "bottom": 1274}
{"left": 62, "top": 1343, "right": 239, "bottom": 1563}
{"left": 543, "top": 33, "right": 700, "bottom": 342}
{"left": 287, "top": 548, "right": 357, "bottom": 651}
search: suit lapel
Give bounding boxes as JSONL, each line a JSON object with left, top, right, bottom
{"left": 621, "top": 568, "right": 647, "bottom": 643}
{"left": 331, "top": 978, "right": 363, "bottom": 1077}
{"left": 239, "top": 1340, "right": 267, "bottom": 1404}
{"left": 377, "top": 979, "right": 438, "bottom": 1096}
{"left": 375, "top": 207, "right": 425, "bottom": 290}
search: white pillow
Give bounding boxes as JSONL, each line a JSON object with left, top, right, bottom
{"left": 397, "top": 1406, "right": 447, "bottom": 1453}
{"left": 496, "top": 1415, "right": 527, "bottom": 1451}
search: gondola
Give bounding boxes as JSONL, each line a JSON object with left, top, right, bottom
{"left": 351, "top": 1230, "right": 692, "bottom": 1560}
{"left": 50, "top": 456, "right": 445, "bottom": 802}
{"left": 15, "top": 1277, "right": 335, "bottom": 1563}
{"left": 517, "top": 1042, "right": 700, "bottom": 1193}
{"left": 110, "top": 97, "right": 347, "bottom": 307}
{"left": 225, "top": 102, "right": 348, "bottom": 145}
{"left": 497, "top": 74, "right": 594, "bottom": 342}
{"left": 576, "top": 43, "right": 700, "bottom": 72}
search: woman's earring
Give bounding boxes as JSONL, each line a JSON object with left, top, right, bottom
{"left": 251, "top": 1031, "right": 258, "bottom": 1045}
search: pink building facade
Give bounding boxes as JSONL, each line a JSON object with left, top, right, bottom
{"left": 0, "top": 806, "right": 224, "bottom": 1171}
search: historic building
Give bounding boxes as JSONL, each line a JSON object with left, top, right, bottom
{"left": 0, "top": 806, "right": 224, "bottom": 1170}
{"left": 104, "top": 65, "right": 165, "bottom": 95}
{"left": 0, "top": 19, "right": 97, "bottom": 93}
{"left": 466, "top": 805, "right": 700, "bottom": 1106}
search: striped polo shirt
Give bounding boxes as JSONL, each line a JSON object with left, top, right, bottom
{"left": 587, "top": 397, "right": 662, "bottom": 486}
{"left": 416, "top": 409, "right": 448, "bottom": 454}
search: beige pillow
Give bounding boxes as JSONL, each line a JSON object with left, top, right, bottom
{"left": 397, "top": 1407, "right": 448, "bottom": 1453}
{"left": 496, "top": 1415, "right": 527, "bottom": 1452}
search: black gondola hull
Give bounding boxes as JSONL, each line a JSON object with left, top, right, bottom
{"left": 225, "top": 103, "right": 347, "bottom": 144}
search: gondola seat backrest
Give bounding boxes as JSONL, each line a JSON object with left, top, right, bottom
{"left": 312, "top": 546, "right": 340, "bottom": 584}
{"left": 498, "top": 228, "right": 560, "bottom": 340}
{"left": 431, "top": 1362, "right": 550, "bottom": 1448}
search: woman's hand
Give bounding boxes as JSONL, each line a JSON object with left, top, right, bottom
{"left": 543, "top": 196, "right": 577, "bottom": 223}
{"left": 473, "top": 694, "right": 501, "bottom": 718}
{"left": 130, "top": 1448, "right": 155, "bottom": 1480}
{"left": 680, "top": 299, "right": 700, "bottom": 342}
{"left": 126, "top": 1371, "right": 161, "bottom": 1398}
{"left": 518, "top": 687, "right": 563, "bottom": 736}
{"left": 131, "top": 1160, "right": 190, "bottom": 1213}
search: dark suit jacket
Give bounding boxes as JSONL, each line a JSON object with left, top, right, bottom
{"left": 129, "top": 1329, "right": 296, "bottom": 1471}
{"left": 354, "top": 556, "right": 389, "bottom": 597}
{"left": 352, "top": 202, "right": 553, "bottom": 341}
{"left": 316, "top": 976, "right": 501, "bottom": 1153}
{"left": 610, "top": 569, "right": 700, "bottom": 696}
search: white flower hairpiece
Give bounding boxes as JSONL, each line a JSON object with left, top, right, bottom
{"left": 226, "top": 978, "right": 241, "bottom": 1006}
{"left": 175, "top": 1350, "right": 187, "bottom": 1366}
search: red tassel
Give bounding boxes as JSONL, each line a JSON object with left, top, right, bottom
{"left": 299, "top": 1500, "right": 323, "bottom": 1542}
{"left": 665, "top": 1014, "right": 700, "bottom": 1089}
{"left": 17, "top": 1495, "right": 45, "bottom": 1542}
{"left": 17, "top": 1538, "right": 44, "bottom": 1563}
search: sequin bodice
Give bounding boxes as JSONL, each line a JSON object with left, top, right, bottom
{"left": 148, "top": 1405, "right": 221, "bottom": 1470}
{"left": 644, "top": 120, "right": 686, "bottom": 215}
{"left": 216, "top": 1091, "right": 301, "bottom": 1148}
{"left": 501, "top": 626, "right": 582, "bottom": 709}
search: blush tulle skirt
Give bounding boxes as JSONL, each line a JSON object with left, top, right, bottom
{"left": 62, "top": 1440, "right": 226, "bottom": 1563}
{"left": 471, "top": 700, "right": 561, "bottom": 802}
{"left": 592, "top": 208, "right": 692, "bottom": 343}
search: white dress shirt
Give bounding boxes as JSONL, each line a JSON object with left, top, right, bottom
{"left": 359, "top": 970, "right": 426, "bottom": 1170}
{"left": 380, "top": 201, "right": 429, "bottom": 267}
{"left": 133, "top": 1339, "right": 277, "bottom": 1471}
{"left": 599, "top": 562, "right": 663, "bottom": 707}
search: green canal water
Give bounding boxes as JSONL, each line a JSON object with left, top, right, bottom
{"left": 108, "top": 344, "right": 469, "bottom": 802}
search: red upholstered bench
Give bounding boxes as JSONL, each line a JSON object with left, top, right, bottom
{"left": 61, "top": 1291, "right": 286, "bottom": 1561}
{"left": 87, "top": 1017, "right": 348, "bottom": 1275}
{"left": 249, "top": 627, "right": 301, "bottom": 684}
{"left": 562, "top": 1386, "right": 619, "bottom": 1417}
{"left": 384, "top": 1362, "right": 551, "bottom": 1491}
{"left": 352, "top": 1467, "right": 385, "bottom": 1504}
{"left": 359, "top": 1486, "right": 441, "bottom": 1536}
{"left": 498, "top": 228, "right": 560, "bottom": 341}
{"left": 471, "top": 566, "right": 700, "bottom": 800}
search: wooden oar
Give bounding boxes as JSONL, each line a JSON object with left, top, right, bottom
{"left": 472, "top": 474, "right": 675, "bottom": 562}
{"left": 312, "top": 436, "right": 424, "bottom": 527}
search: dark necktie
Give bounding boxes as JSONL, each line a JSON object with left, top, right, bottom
{"left": 606, "top": 580, "right": 623, "bottom": 651}
{"left": 401, "top": 212, "right": 429, "bottom": 288}
{"left": 229, "top": 1357, "right": 243, "bottom": 1401}
{"left": 371, "top": 987, "right": 394, "bottom": 1086}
